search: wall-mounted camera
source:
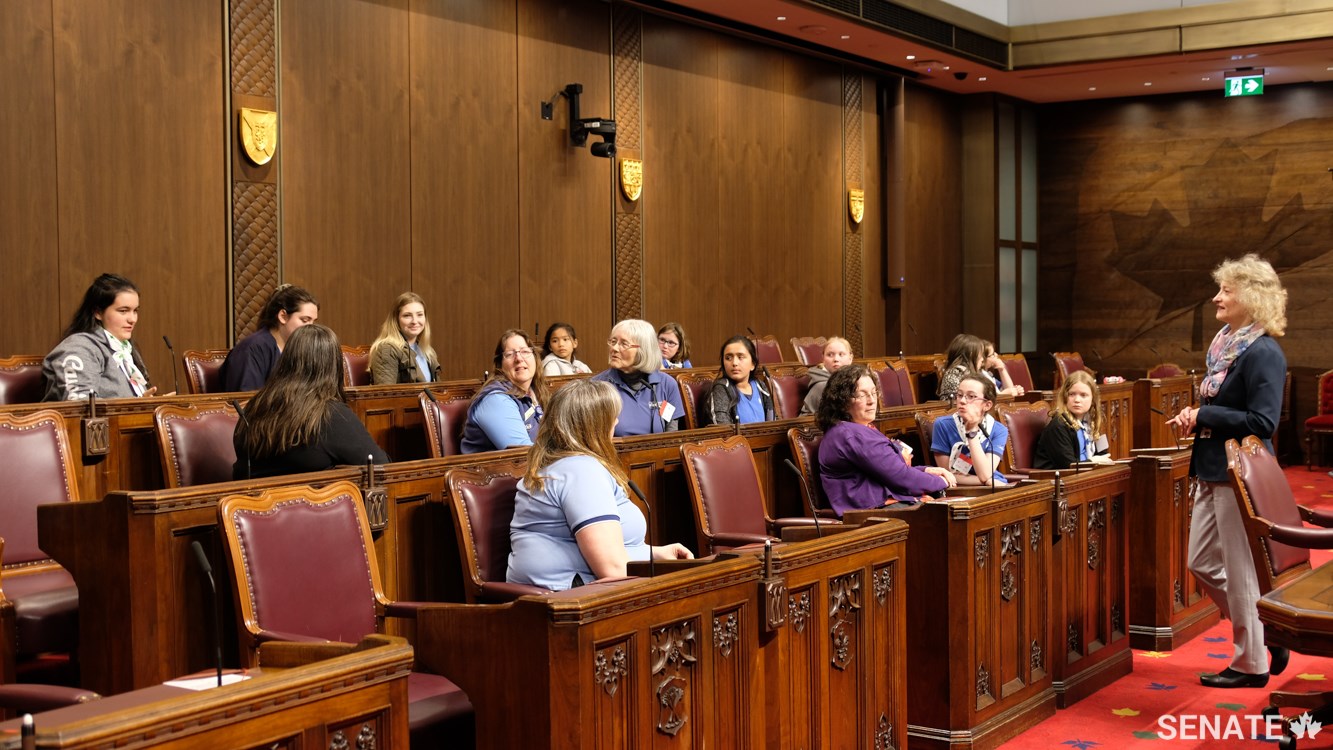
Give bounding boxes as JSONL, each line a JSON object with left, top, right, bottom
{"left": 542, "top": 83, "right": 617, "bottom": 159}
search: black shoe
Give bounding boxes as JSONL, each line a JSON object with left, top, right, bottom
{"left": 1200, "top": 668, "right": 1269, "bottom": 688}
{"left": 1270, "top": 646, "right": 1290, "bottom": 676}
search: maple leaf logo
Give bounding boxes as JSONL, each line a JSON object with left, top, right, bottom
{"left": 1291, "top": 712, "right": 1322, "bottom": 739}
{"left": 1106, "top": 140, "right": 1333, "bottom": 348}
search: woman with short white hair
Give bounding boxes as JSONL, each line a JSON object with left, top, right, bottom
{"left": 591, "top": 319, "right": 686, "bottom": 436}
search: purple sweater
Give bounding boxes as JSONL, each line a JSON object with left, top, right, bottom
{"left": 818, "top": 421, "right": 948, "bottom": 515}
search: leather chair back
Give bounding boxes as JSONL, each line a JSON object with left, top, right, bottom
{"left": 914, "top": 410, "right": 937, "bottom": 458}
{"left": 764, "top": 364, "right": 810, "bottom": 420}
{"left": 789, "top": 337, "right": 826, "bottom": 367}
{"left": 786, "top": 425, "right": 834, "bottom": 517}
{"left": 1147, "top": 362, "right": 1185, "bottom": 379}
{"left": 667, "top": 370, "right": 717, "bottom": 429}
{"left": 998, "top": 401, "right": 1050, "bottom": 476}
{"left": 0, "top": 411, "right": 78, "bottom": 564}
{"left": 1227, "top": 436, "right": 1310, "bottom": 593}
{"left": 892, "top": 360, "right": 917, "bottom": 406}
{"left": 154, "top": 403, "right": 239, "bottom": 488}
{"left": 182, "top": 349, "right": 229, "bottom": 394}
{"left": 680, "top": 436, "right": 771, "bottom": 553}
{"left": 750, "top": 335, "right": 784, "bottom": 365}
{"left": 1051, "top": 352, "right": 1094, "bottom": 389}
{"left": 0, "top": 356, "right": 45, "bottom": 405}
{"left": 219, "top": 481, "right": 383, "bottom": 658}
{"left": 1000, "top": 354, "right": 1035, "bottom": 393}
{"left": 341, "top": 345, "right": 372, "bottom": 387}
{"left": 445, "top": 458, "right": 547, "bottom": 603}
{"left": 419, "top": 388, "right": 476, "bottom": 458}
{"left": 1318, "top": 369, "right": 1333, "bottom": 417}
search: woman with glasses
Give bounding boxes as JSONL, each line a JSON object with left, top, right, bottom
{"left": 931, "top": 372, "right": 1009, "bottom": 486}
{"left": 817, "top": 364, "right": 954, "bottom": 516}
{"left": 460, "top": 329, "right": 549, "bottom": 453}
{"left": 507, "top": 379, "right": 693, "bottom": 590}
{"left": 657, "top": 322, "right": 692, "bottom": 369}
{"left": 591, "top": 319, "right": 686, "bottom": 436}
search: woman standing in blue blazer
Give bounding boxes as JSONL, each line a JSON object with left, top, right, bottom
{"left": 1168, "top": 253, "right": 1288, "bottom": 689}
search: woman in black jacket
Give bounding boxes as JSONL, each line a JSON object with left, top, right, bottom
{"left": 1033, "top": 370, "right": 1108, "bottom": 469}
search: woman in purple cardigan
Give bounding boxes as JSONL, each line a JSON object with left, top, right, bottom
{"left": 816, "top": 364, "right": 955, "bottom": 516}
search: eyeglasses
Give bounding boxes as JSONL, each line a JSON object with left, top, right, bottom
{"left": 954, "top": 392, "right": 988, "bottom": 404}
{"left": 501, "top": 348, "right": 535, "bottom": 361}
{"left": 657, "top": 338, "right": 680, "bottom": 348}
{"left": 607, "top": 339, "right": 640, "bottom": 351}
{"left": 851, "top": 390, "right": 878, "bottom": 403}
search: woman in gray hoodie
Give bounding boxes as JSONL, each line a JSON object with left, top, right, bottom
{"left": 43, "top": 273, "right": 155, "bottom": 401}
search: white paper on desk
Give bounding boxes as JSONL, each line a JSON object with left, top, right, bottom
{"left": 163, "top": 673, "right": 251, "bottom": 691}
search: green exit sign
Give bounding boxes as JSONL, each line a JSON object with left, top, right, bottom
{"left": 1225, "top": 75, "right": 1264, "bottom": 97}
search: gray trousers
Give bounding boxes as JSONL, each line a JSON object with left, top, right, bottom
{"left": 1187, "top": 479, "right": 1267, "bottom": 674}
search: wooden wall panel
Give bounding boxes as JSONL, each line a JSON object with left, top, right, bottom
{"left": 408, "top": 0, "right": 519, "bottom": 379}
{"left": 902, "top": 83, "right": 963, "bottom": 355}
{"left": 516, "top": 0, "right": 613, "bottom": 370}
{"left": 1038, "top": 85, "right": 1333, "bottom": 375}
{"left": 642, "top": 17, "right": 844, "bottom": 366}
{"left": 860, "top": 74, "right": 888, "bottom": 358}
{"left": 0, "top": 1, "right": 60, "bottom": 357}
{"left": 51, "top": 0, "right": 226, "bottom": 388}
{"left": 280, "top": 0, "right": 411, "bottom": 352}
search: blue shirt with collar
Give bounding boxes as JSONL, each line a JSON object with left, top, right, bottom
{"left": 591, "top": 368, "right": 685, "bottom": 437}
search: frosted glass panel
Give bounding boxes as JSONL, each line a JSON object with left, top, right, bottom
{"left": 998, "top": 103, "right": 1015, "bottom": 242}
{"left": 1021, "top": 112, "right": 1037, "bottom": 243}
{"left": 999, "top": 246, "right": 1016, "bottom": 353}
{"left": 1022, "top": 248, "right": 1037, "bottom": 351}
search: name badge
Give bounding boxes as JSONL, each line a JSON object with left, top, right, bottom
{"left": 1094, "top": 435, "right": 1109, "bottom": 452}
{"left": 524, "top": 405, "right": 536, "bottom": 421}
{"left": 949, "top": 445, "right": 974, "bottom": 475}
{"left": 659, "top": 401, "right": 676, "bottom": 422}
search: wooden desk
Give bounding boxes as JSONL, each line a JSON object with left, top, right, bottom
{"left": 1099, "top": 380, "right": 1135, "bottom": 459}
{"left": 1133, "top": 375, "right": 1196, "bottom": 450}
{"left": 0, "top": 635, "right": 411, "bottom": 750}
{"left": 415, "top": 520, "right": 909, "bottom": 750}
{"left": 345, "top": 378, "right": 481, "bottom": 462}
{"left": 849, "top": 484, "right": 1057, "bottom": 749}
{"left": 1127, "top": 447, "right": 1218, "bottom": 650}
{"left": 1259, "top": 561, "right": 1333, "bottom": 655}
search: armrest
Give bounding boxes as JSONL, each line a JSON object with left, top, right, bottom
{"left": 0, "top": 684, "right": 99, "bottom": 713}
{"left": 1268, "top": 522, "right": 1333, "bottom": 549}
{"left": 711, "top": 532, "right": 776, "bottom": 548}
{"left": 254, "top": 628, "right": 337, "bottom": 645}
{"left": 770, "top": 516, "right": 821, "bottom": 530}
{"left": 1299, "top": 506, "right": 1333, "bottom": 528}
{"left": 476, "top": 582, "right": 551, "bottom": 603}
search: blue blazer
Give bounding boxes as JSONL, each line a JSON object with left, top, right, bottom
{"left": 1189, "top": 334, "right": 1285, "bottom": 483}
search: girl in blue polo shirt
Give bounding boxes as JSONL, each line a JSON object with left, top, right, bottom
{"left": 931, "top": 372, "right": 1009, "bottom": 486}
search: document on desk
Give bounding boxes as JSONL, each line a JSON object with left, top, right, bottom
{"left": 163, "top": 672, "right": 251, "bottom": 691}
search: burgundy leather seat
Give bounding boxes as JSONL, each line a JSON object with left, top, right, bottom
{"left": 785, "top": 425, "right": 838, "bottom": 519}
{"left": 181, "top": 349, "right": 228, "bottom": 394}
{"left": 1051, "top": 351, "right": 1095, "bottom": 389}
{"left": 750, "top": 335, "right": 784, "bottom": 365}
{"left": 680, "top": 435, "right": 816, "bottom": 554}
{"left": 999, "top": 402, "right": 1050, "bottom": 477}
{"left": 420, "top": 389, "right": 475, "bottom": 458}
{"left": 667, "top": 370, "right": 716, "bottom": 429}
{"left": 1146, "top": 362, "right": 1185, "bottom": 379}
{"left": 445, "top": 459, "right": 550, "bottom": 603}
{"left": 764, "top": 366, "right": 811, "bottom": 420}
{"left": 1001, "top": 354, "right": 1035, "bottom": 393}
{"left": 0, "top": 411, "right": 80, "bottom": 677}
{"left": 1304, "top": 369, "right": 1333, "bottom": 470}
{"left": 789, "top": 337, "right": 826, "bottom": 367}
{"left": 218, "top": 482, "right": 473, "bottom": 746}
{"left": 340, "top": 345, "right": 372, "bottom": 387}
{"left": 154, "top": 403, "right": 239, "bottom": 488}
{"left": 1229, "top": 436, "right": 1311, "bottom": 589}
{"left": 0, "top": 356, "right": 44, "bottom": 405}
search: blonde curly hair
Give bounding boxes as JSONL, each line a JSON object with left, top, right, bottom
{"left": 1213, "top": 254, "right": 1287, "bottom": 337}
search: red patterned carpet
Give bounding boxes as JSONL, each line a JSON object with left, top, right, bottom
{"left": 998, "top": 467, "right": 1333, "bottom": 749}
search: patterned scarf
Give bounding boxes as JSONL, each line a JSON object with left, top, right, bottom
{"left": 1200, "top": 323, "right": 1264, "bottom": 401}
{"left": 103, "top": 328, "right": 149, "bottom": 396}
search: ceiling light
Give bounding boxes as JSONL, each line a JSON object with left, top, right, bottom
{"left": 1088, "top": 86, "right": 1097, "bottom": 91}
{"left": 1202, "top": 77, "right": 1211, "bottom": 81}
{"left": 840, "top": 34, "right": 850, "bottom": 39}
{"left": 906, "top": 55, "right": 916, "bottom": 60}
{"left": 977, "top": 77, "right": 987, "bottom": 82}
{"left": 776, "top": 16, "right": 786, "bottom": 21}
{"left": 1143, "top": 82, "right": 1152, "bottom": 86}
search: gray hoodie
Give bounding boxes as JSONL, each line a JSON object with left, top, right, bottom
{"left": 799, "top": 365, "right": 832, "bottom": 416}
{"left": 42, "top": 331, "right": 150, "bottom": 402}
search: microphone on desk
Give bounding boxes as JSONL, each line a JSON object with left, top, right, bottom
{"left": 783, "top": 458, "right": 822, "bottom": 538}
{"left": 628, "top": 480, "right": 655, "bottom": 579}
{"left": 190, "top": 540, "right": 224, "bottom": 687}
{"left": 232, "top": 399, "right": 251, "bottom": 480}
{"left": 162, "top": 335, "right": 180, "bottom": 395}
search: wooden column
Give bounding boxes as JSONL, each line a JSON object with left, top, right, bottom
{"left": 228, "top": 0, "right": 281, "bottom": 341}
{"left": 611, "top": 4, "right": 644, "bottom": 322}
{"left": 843, "top": 71, "right": 865, "bottom": 355}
